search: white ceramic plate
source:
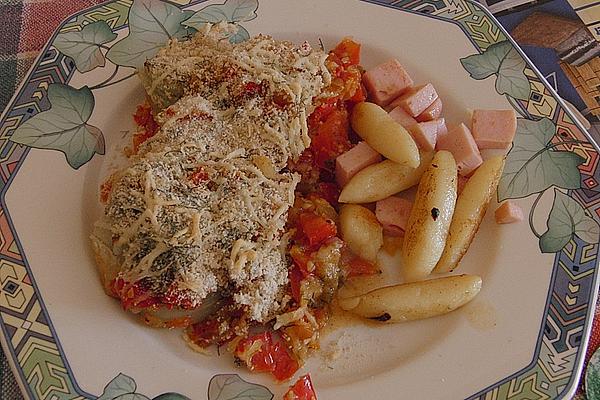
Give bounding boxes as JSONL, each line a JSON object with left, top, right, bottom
{"left": 1, "top": 0, "right": 599, "bottom": 399}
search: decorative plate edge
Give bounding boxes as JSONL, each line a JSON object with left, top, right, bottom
{"left": 0, "top": 0, "right": 598, "bottom": 399}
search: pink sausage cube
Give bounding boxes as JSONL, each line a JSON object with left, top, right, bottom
{"left": 383, "top": 224, "right": 405, "bottom": 237}
{"left": 437, "top": 118, "right": 448, "bottom": 137}
{"left": 495, "top": 201, "right": 524, "bottom": 224}
{"left": 396, "top": 83, "right": 438, "bottom": 117}
{"left": 385, "top": 87, "right": 415, "bottom": 112}
{"left": 416, "top": 97, "right": 443, "bottom": 122}
{"left": 407, "top": 120, "right": 440, "bottom": 152}
{"left": 363, "top": 59, "right": 414, "bottom": 106}
{"left": 436, "top": 123, "right": 483, "bottom": 176}
{"left": 335, "top": 142, "right": 382, "bottom": 187}
{"left": 457, "top": 175, "right": 469, "bottom": 195}
{"left": 471, "top": 109, "right": 517, "bottom": 149}
{"left": 376, "top": 197, "right": 413, "bottom": 236}
{"left": 389, "top": 106, "right": 418, "bottom": 128}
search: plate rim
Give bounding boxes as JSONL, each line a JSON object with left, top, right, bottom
{"left": 0, "top": 0, "right": 598, "bottom": 399}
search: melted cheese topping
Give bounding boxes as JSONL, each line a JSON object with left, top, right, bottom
{"left": 94, "top": 24, "right": 328, "bottom": 322}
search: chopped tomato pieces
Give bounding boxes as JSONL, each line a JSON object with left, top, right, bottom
{"left": 163, "top": 316, "right": 192, "bottom": 329}
{"left": 345, "top": 256, "right": 380, "bottom": 277}
{"left": 290, "top": 38, "right": 363, "bottom": 201}
{"left": 271, "top": 341, "right": 300, "bottom": 381}
{"left": 161, "top": 284, "right": 197, "bottom": 310}
{"left": 337, "top": 66, "right": 363, "bottom": 102}
{"left": 189, "top": 167, "right": 208, "bottom": 185}
{"left": 298, "top": 212, "right": 337, "bottom": 247}
{"left": 133, "top": 103, "right": 159, "bottom": 134}
{"left": 187, "top": 304, "right": 247, "bottom": 348}
{"left": 289, "top": 266, "right": 304, "bottom": 303}
{"left": 111, "top": 278, "right": 160, "bottom": 311}
{"left": 310, "top": 109, "right": 351, "bottom": 169}
{"left": 99, "top": 179, "right": 112, "bottom": 204}
{"left": 290, "top": 245, "right": 312, "bottom": 274}
{"left": 243, "top": 81, "right": 266, "bottom": 97}
{"left": 348, "top": 83, "right": 367, "bottom": 104}
{"left": 331, "top": 38, "right": 361, "bottom": 67}
{"left": 308, "top": 99, "right": 338, "bottom": 127}
{"left": 132, "top": 130, "right": 155, "bottom": 154}
{"left": 235, "top": 332, "right": 299, "bottom": 381}
{"left": 314, "top": 182, "right": 340, "bottom": 207}
{"left": 111, "top": 277, "right": 198, "bottom": 313}
{"left": 188, "top": 319, "right": 220, "bottom": 348}
{"left": 132, "top": 103, "right": 159, "bottom": 154}
{"left": 284, "top": 374, "right": 317, "bottom": 400}
{"left": 236, "top": 332, "right": 275, "bottom": 373}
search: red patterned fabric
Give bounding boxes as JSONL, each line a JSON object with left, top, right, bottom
{"left": 0, "top": 3, "right": 103, "bottom": 399}
{"left": 19, "top": 1, "right": 101, "bottom": 52}
{"left": 582, "top": 303, "right": 600, "bottom": 391}
{"left": 0, "top": 1, "right": 598, "bottom": 399}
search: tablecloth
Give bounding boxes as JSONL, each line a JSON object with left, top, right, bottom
{"left": 0, "top": 0, "right": 599, "bottom": 399}
{"left": 1, "top": 3, "right": 105, "bottom": 398}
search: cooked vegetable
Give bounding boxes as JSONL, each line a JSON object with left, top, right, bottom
{"left": 337, "top": 274, "right": 482, "bottom": 322}
{"left": 434, "top": 156, "right": 505, "bottom": 273}
{"left": 284, "top": 374, "right": 317, "bottom": 400}
{"left": 234, "top": 332, "right": 299, "bottom": 381}
{"left": 338, "top": 152, "right": 433, "bottom": 203}
{"left": 402, "top": 150, "right": 457, "bottom": 282}
{"left": 340, "top": 204, "right": 383, "bottom": 263}
{"left": 351, "top": 102, "right": 420, "bottom": 167}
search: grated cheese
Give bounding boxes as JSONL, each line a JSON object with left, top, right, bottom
{"left": 92, "top": 24, "right": 328, "bottom": 322}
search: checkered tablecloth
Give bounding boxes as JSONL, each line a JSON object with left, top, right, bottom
{"left": 0, "top": 4, "right": 104, "bottom": 398}
{"left": 0, "top": 0, "right": 599, "bottom": 399}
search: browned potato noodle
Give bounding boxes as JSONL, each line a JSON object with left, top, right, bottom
{"left": 434, "top": 156, "right": 505, "bottom": 273}
{"left": 402, "top": 150, "right": 457, "bottom": 282}
{"left": 337, "top": 274, "right": 482, "bottom": 322}
{"left": 351, "top": 102, "right": 419, "bottom": 167}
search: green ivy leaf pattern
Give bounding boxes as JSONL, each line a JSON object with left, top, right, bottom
{"left": 497, "top": 118, "right": 584, "bottom": 201}
{"left": 106, "top": 0, "right": 194, "bottom": 69}
{"left": 461, "top": 41, "right": 510, "bottom": 79}
{"left": 588, "top": 346, "right": 600, "bottom": 399}
{"left": 182, "top": 0, "right": 257, "bottom": 43}
{"left": 229, "top": 25, "right": 250, "bottom": 44}
{"left": 208, "top": 374, "right": 273, "bottom": 400}
{"left": 153, "top": 394, "right": 192, "bottom": 400}
{"left": 539, "top": 189, "right": 600, "bottom": 253}
{"left": 495, "top": 49, "right": 530, "bottom": 101}
{"left": 95, "top": 374, "right": 197, "bottom": 400}
{"left": 112, "top": 395, "right": 151, "bottom": 400}
{"left": 10, "top": 84, "right": 105, "bottom": 169}
{"left": 98, "top": 374, "right": 150, "bottom": 400}
{"left": 53, "top": 21, "right": 117, "bottom": 73}
{"left": 184, "top": 0, "right": 258, "bottom": 25}
{"left": 460, "top": 40, "right": 531, "bottom": 100}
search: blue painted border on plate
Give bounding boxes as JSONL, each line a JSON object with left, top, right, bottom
{"left": 0, "top": 0, "right": 597, "bottom": 399}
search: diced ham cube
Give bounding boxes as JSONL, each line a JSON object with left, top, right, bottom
{"left": 363, "top": 59, "right": 414, "bottom": 106}
{"left": 495, "top": 201, "right": 524, "bottom": 224}
{"left": 436, "top": 123, "right": 483, "bottom": 176}
{"left": 437, "top": 118, "right": 448, "bottom": 137}
{"left": 388, "top": 106, "right": 418, "bottom": 128}
{"left": 385, "top": 87, "right": 415, "bottom": 112}
{"left": 395, "top": 83, "right": 438, "bottom": 117}
{"left": 375, "top": 196, "right": 413, "bottom": 237}
{"left": 335, "top": 142, "right": 382, "bottom": 187}
{"left": 407, "top": 120, "right": 440, "bottom": 152}
{"left": 382, "top": 225, "right": 405, "bottom": 237}
{"left": 416, "top": 97, "right": 443, "bottom": 122}
{"left": 471, "top": 109, "right": 517, "bottom": 149}
{"left": 457, "top": 175, "right": 469, "bottom": 195}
